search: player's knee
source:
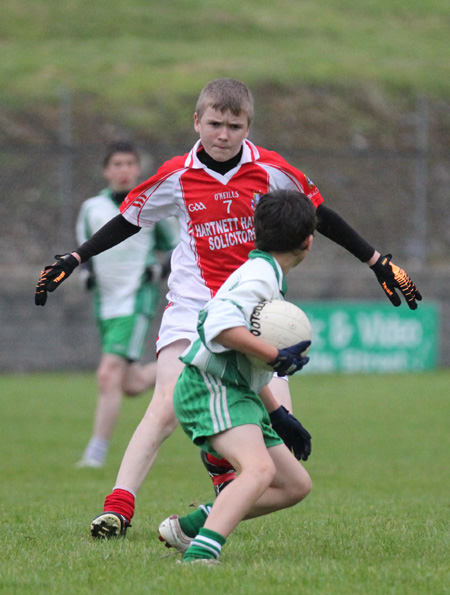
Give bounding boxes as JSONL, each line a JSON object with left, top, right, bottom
{"left": 288, "top": 468, "right": 312, "bottom": 505}
{"left": 245, "top": 456, "right": 276, "bottom": 490}
{"left": 142, "top": 393, "right": 178, "bottom": 438}
{"left": 123, "top": 384, "right": 140, "bottom": 397}
{"left": 123, "top": 373, "right": 149, "bottom": 396}
{"left": 97, "top": 360, "right": 122, "bottom": 392}
{"left": 123, "top": 362, "right": 157, "bottom": 396}
{"left": 97, "top": 353, "right": 126, "bottom": 392}
{"left": 261, "top": 459, "right": 277, "bottom": 487}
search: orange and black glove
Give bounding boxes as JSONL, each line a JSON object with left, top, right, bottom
{"left": 35, "top": 253, "right": 79, "bottom": 306}
{"left": 371, "top": 254, "right": 422, "bottom": 310}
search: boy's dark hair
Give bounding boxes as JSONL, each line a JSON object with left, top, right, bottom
{"left": 103, "top": 141, "right": 139, "bottom": 168}
{"left": 196, "top": 78, "right": 254, "bottom": 124}
{"left": 254, "top": 190, "right": 316, "bottom": 253}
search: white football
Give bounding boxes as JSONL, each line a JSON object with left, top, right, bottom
{"left": 248, "top": 299, "right": 312, "bottom": 369}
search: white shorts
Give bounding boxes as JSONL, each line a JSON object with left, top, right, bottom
{"left": 156, "top": 292, "right": 207, "bottom": 354}
{"left": 156, "top": 293, "right": 288, "bottom": 385}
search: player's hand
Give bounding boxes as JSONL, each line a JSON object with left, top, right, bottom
{"left": 269, "top": 405, "right": 312, "bottom": 461}
{"left": 268, "top": 340, "right": 311, "bottom": 376}
{"left": 79, "top": 267, "right": 96, "bottom": 290}
{"left": 85, "top": 271, "right": 96, "bottom": 290}
{"left": 145, "top": 255, "right": 172, "bottom": 283}
{"left": 370, "top": 254, "right": 422, "bottom": 310}
{"left": 35, "top": 253, "right": 79, "bottom": 306}
{"left": 144, "top": 263, "right": 164, "bottom": 283}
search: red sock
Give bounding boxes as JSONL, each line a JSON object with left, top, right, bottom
{"left": 212, "top": 470, "right": 236, "bottom": 488}
{"left": 103, "top": 488, "right": 135, "bottom": 521}
{"left": 205, "top": 453, "right": 234, "bottom": 470}
{"left": 205, "top": 453, "right": 236, "bottom": 488}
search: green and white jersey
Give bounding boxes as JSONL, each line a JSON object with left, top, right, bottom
{"left": 180, "top": 250, "right": 287, "bottom": 394}
{"left": 76, "top": 189, "right": 177, "bottom": 320}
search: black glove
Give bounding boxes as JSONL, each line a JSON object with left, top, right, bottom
{"left": 268, "top": 340, "right": 311, "bottom": 376}
{"left": 370, "top": 254, "right": 422, "bottom": 310}
{"left": 144, "top": 263, "right": 164, "bottom": 283}
{"left": 85, "top": 271, "right": 96, "bottom": 290}
{"left": 79, "top": 266, "right": 96, "bottom": 290}
{"left": 145, "top": 254, "right": 172, "bottom": 283}
{"left": 269, "top": 406, "right": 312, "bottom": 461}
{"left": 35, "top": 253, "right": 79, "bottom": 306}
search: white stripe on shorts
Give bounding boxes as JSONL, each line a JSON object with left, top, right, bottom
{"left": 129, "top": 314, "right": 149, "bottom": 360}
{"left": 201, "top": 372, "right": 231, "bottom": 434}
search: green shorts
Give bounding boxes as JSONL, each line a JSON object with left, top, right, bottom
{"left": 173, "top": 364, "right": 283, "bottom": 458}
{"left": 98, "top": 313, "right": 151, "bottom": 360}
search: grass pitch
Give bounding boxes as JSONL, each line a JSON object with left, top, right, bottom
{"left": 0, "top": 371, "right": 449, "bottom": 594}
{"left": 2, "top": 0, "right": 450, "bottom": 112}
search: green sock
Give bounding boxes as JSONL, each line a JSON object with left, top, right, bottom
{"left": 179, "top": 504, "right": 213, "bottom": 538}
{"left": 184, "top": 527, "right": 226, "bottom": 562}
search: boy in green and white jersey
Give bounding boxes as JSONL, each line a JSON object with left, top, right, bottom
{"left": 159, "top": 189, "right": 315, "bottom": 563}
{"left": 76, "top": 141, "right": 177, "bottom": 468}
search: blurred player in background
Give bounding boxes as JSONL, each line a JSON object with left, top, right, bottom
{"left": 75, "top": 141, "right": 177, "bottom": 468}
{"left": 35, "top": 79, "right": 421, "bottom": 536}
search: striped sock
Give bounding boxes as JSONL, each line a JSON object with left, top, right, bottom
{"left": 179, "top": 504, "right": 213, "bottom": 538}
{"left": 184, "top": 527, "right": 226, "bottom": 562}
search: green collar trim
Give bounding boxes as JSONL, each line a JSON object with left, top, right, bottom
{"left": 248, "top": 250, "right": 287, "bottom": 296}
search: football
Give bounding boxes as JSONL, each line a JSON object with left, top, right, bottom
{"left": 248, "top": 299, "right": 312, "bottom": 369}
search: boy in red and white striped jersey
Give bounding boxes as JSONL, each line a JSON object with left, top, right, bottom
{"left": 35, "top": 78, "right": 421, "bottom": 540}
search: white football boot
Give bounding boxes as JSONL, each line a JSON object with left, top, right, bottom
{"left": 158, "top": 515, "right": 192, "bottom": 553}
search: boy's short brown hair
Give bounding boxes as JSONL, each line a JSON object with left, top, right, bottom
{"left": 195, "top": 78, "right": 254, "bottom": 124}
{"left": 102, "top": 141, "right": 139, "bottom": 168}
{"left": 254, "top": 190, "right": 316, "bottom": 253}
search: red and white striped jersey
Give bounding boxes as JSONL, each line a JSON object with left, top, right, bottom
{"left": 121, "top": 139, "right": 324, "bottom": 302}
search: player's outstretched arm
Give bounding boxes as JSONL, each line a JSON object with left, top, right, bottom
{"left": 35, "top": 214, "right": 141, "bottom": 306}
{"left": 35, "top": 253, "right": 80, "bottom": 306}
{"left": 315, "top": 205, "right": 422, "bottom": 309}
{"left": 370, "top": 254, "right": 422, "bottom": 310}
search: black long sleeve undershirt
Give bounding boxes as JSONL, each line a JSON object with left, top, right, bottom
{"left": 76, "top": 204, "right": 376, "bottom": 265}
{"left": 316, "top": 203, "right": 375, "bottom": 262}
{"left": 198, "top": 146, "right": 376, "bottom": 262}
{"left": 74, "top": 150, "right": 375, "bottom": 265}
{"left": 74, "top": 149, "right": 245, "bottom": 263}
